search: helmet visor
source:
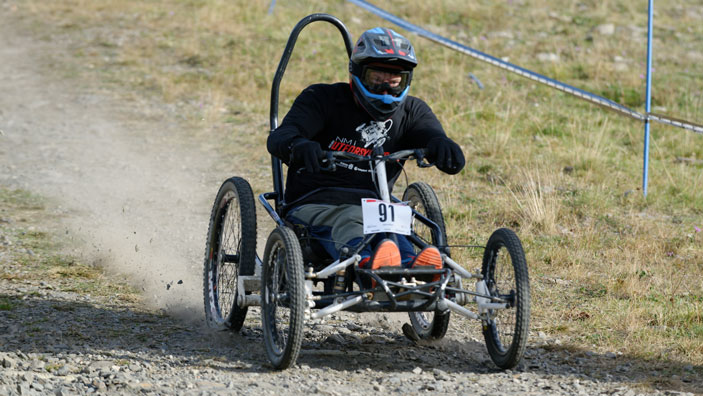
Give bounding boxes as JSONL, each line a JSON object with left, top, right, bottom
{"left": 360, "top": 66, "right": 411, "bottom": 96}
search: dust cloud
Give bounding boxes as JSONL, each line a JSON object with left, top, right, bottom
{"left": 0, "top": 22, "right": 221, "bottom": 322}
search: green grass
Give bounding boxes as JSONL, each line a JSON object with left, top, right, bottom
{"left": 0, "top": 188, "right": 45, "bottom": 211}
{"left": 10, "top": 0, "right": 703, "bottom": 369}
{"left": 0, "top": 296, "right": 17, "bottom": 311}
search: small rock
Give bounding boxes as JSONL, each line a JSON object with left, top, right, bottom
{"left": 55, "top": 387, "right": 70, "bottom": 396}
{"left": 432, "top": 368, "right": 450, "bottom": 381}
{"left": 388, "top": 377, "right": 402, "bottom": 386}
{"left": 324, "top": 334, "right": 345, "bottom": 345}
{"left": 412, "top": 367, "right": 423, "bottom": 374}
{"left": 537, "top": 53, "right": 560, "bottom": 63}
{"left": 488, "top": 31, "right": 514, "bottom": 40}
{"left": 17, "top": 384, "right": 31, "bottom": 395}
{"left": 595, "top": 23, "right": 615, "bottom": 35}
{"left": 423, "top": 382, "right": 443, "bottom": 391}
{"left": 88, "top": 361, "right": 113, "bottom": 371}
{"left": 614, "top": 63, "right": 628, "bottom": 72}
{"left": 346, "top": 334, "right": 362, "bottom": 344}
{"left": 2, "top": 357, "right": 16, "bottom": 368}
{"left": 56, "top": 365, "right": 74, "bottom": 376}
{"left": 30, "top": 359, "right": 46, "bottom": 371}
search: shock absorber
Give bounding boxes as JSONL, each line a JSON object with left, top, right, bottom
{"left": 333, "top": 270, "right": 346, "bottom": 293}
{"left": 334, "top": 246, "right": 351, "bottom": 293}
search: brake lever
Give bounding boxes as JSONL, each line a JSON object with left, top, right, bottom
{"left": 414, "top": 149, "right": 434, "bottom": 168}
{"left": 319, "top": 151, "right": 336, "bottom": 172}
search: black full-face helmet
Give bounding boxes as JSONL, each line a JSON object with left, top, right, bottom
{"left": 349, "top": 27, "right": 417, "bottom": 121}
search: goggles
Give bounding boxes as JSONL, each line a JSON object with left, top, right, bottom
{"left": 359, "top": 66, "right": 411, "bottom": 96}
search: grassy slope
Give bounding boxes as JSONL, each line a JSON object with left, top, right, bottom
{"left": 10, "top": 0, "right": 703, "bottom": 368}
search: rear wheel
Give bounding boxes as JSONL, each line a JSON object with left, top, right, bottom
{"left": 203, "top": 177, "right": 257, "bottom": 331}
{"left": 262, "top": 226, "right": 305, "bottom": 369}
{"left": 481, "top": 228, "right": 530, "bottom": 369}
{"left": 403, "top": 182, "right": 450, "bottom": 340}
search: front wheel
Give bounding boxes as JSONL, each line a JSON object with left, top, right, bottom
{"left": 403, "top": 182, "right": 450, "bottom": 340}
{"left": 481, "top": 228, "right": 530, "bottom": 369}
{"left": 203, "top": 177, "right": 257, "bottom": 331}
{"left": 262, "top": 226, "right": 305, "bottom": 370}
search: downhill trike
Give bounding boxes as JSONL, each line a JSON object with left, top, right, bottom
{"left": 202, "top": 14, "right": 530, "bottom": 370}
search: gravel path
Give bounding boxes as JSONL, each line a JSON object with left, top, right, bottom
{"left": 0, "top": 8, "right": 698, "bottom": 396}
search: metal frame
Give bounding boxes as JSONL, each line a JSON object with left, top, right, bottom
{"left": 249, "top": 13, "right": 508, "bottom": 323}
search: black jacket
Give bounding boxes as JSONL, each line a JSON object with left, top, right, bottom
{"left": 267, "top": 82, "right": 447, "bottom": 206}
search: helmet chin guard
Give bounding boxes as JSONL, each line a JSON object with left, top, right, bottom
{"left": 350, "top": 75, "right": 409, "bottom": 121}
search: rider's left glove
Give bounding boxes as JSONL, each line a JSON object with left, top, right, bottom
{"left": 290, "top": 139, "right": 324, "bottom": 173}
{"left": 426, "top": 137, "right": 465, "bottom": 175}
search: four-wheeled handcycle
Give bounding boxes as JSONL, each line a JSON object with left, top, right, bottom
{"left": 202, "top": 13, "right": 530, "bottom": 370}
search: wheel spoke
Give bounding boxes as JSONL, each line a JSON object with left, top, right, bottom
{"left": 204, "top": 178, "right": 255, "bottom": 332}
{"left": 481, "top": 228, "right": 529, "bottom": 368}
{"left": 261, "top": 226, "right": 305, "bottom": 369}
{"left": 490, "top": 246, "right": 516, "bottom": 351}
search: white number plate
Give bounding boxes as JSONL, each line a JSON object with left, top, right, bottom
{"left": 361, "top": 198, "right": 412, "bottom": 235}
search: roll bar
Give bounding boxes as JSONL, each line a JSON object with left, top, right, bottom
{"left": 269, "top": 14, "right": 354, "bottom": 210}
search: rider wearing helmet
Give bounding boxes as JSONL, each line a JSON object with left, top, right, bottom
{"left": 349, "top": 27, "right": 418, "bottom": 122}
{"left": 267, "top": 27, "right": 465, "bottom": 270}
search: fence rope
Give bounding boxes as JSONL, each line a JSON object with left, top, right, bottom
{"left": 347, "top": 0, "right": 703, "bottom": 135}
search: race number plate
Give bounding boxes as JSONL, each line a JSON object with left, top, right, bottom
{"left": 361, "top": 198, "right": 412, "bottom": 235}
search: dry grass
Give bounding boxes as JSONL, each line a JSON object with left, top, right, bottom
{"left": 9, "top": 0, "right": 703, "bottom": 368}
{"left": 0, "top": 187, "right": 141, "bottom": 302}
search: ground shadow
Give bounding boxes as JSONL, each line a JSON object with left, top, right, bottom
{"left": 1, "top": 292, "right": 700, "bottom": 395}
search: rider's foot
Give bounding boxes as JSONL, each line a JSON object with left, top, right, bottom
{"left": 410, "top": 246, "right": 442, "bottom": 281}
{"left": 362, "top": 239, "right": 401, "bottom": 269}
{"left": 410, "top": 246, "right": 442, "bottom": 269}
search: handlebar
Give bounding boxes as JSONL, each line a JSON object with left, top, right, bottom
{"left": 319, "top": 148, "right": 433, "bottom": 172}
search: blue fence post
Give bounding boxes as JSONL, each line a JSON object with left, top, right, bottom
{"left": 642, "top": 0, "right": 654, "bottom": 197}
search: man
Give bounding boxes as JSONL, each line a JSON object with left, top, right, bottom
{"left": 267, "top": 27, "right": 464, "bottom": 273}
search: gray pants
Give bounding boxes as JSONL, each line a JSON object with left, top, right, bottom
{"left": 287, "top": 204, "right": 362, "bottom": 252}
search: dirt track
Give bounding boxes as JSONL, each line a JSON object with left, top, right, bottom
{"left": 0, "top": 9, "right": 699, "bottom": 396}
{"left": 0, "top": 12, "right": 218, "bottom": 318}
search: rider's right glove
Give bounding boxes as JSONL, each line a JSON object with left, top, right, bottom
{"left": 426, "top": 137, "right": 465, "bottom": 175}
{"left": 290, "top": 139, "right": 324, "bottom": 173}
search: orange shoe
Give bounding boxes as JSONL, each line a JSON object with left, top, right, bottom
{"left": 368, "top": 239, "right": 401, "bottom": 269}
{"left": 410, "top": 246, "right": 442, "bottom": 269}
{"left": 410, "top": 246, "right": 443, "bottom": 282}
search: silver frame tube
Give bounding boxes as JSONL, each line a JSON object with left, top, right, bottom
{"left": 310, "top": 296, "right": 364, "bottom": 319}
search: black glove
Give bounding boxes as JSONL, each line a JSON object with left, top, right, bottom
{"left": 426, "top": 137, "right": 465, "bottom": 175}
{"left": 290, "top": 139, "right": 323, "bottom": 173}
